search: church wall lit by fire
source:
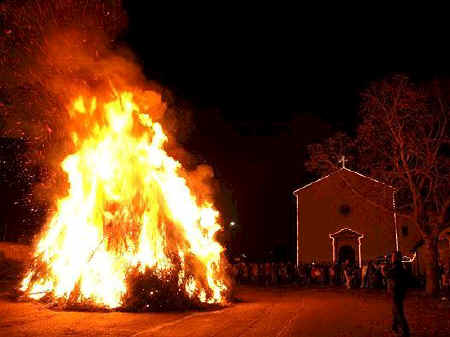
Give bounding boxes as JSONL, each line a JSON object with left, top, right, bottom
{"left": 293, "top": 165, "right": 424, "bottom": 273}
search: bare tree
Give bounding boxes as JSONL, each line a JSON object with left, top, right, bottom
{"left": 306, "top": 75, "right": 450, "bottom": 296}
{"left": 305, "top": 132, "right": 356, "bottom": 175}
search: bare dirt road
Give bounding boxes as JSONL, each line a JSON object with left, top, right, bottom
{"left": 1, "top": 286, "right": 449, "bottom": 337}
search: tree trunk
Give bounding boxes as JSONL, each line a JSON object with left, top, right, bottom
{"left": 423, "top": 236, "right": 440, "bottom": 297}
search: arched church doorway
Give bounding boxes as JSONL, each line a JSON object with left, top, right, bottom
{"left": 338, "top": 245, "right": 355, "bottom": 265}
{"left": 329, "top": 228, "right": 364, "bottom": 267}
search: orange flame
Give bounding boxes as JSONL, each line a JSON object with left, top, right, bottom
{"left": 21, "top": 91, "right": 228, "bottom": 308}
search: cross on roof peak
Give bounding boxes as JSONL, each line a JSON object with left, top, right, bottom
{"left": 338, "top": 155, "right": 348, "bottom": 168}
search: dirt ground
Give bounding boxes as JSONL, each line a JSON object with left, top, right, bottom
{"left": 1, "top": 243, "right": 448, "bottom": 336}
{"left": 1, "top": 286, "right": 449, "bottom": 337}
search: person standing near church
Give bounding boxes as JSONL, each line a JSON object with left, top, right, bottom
{"left": 264, "top": 261, "right": 272, "bottom": 286}
{"left": 343, "top": 259, "right": 353, "bottom": 289}
{"left": 361, "top": 262, "right": 368, "bottom": 288}
{"left": 382, "top": 251, "right": 410, "bottom": 337}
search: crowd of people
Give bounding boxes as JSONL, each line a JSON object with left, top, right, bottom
{"left": 231, "top": 259, "right": 418, "bottom": 289}
{"left": 230, "top": 253, "right": 450, "bottom": 337}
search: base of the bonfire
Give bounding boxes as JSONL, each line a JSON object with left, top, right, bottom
{"left": 17, "top": 267, "right": 230, "bottom": 312}
{"left": 16, "top": 294, "right": 226, "bottom": 313}
{"left": 121, "top": 267, "right": 219, "bottom": 312}
{"left": 15, "top": 291, "right": 226, "bottom": 313}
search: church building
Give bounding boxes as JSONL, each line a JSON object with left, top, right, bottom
{"left": 293, "top": 161, "right": 399, "bottom": 267}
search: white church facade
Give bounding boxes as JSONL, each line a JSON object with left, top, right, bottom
{"left": 293, "top": 166, "right": 400, "bottom": 267}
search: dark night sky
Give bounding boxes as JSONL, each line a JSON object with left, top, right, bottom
{"left": 119, "top": 3, "right": 450, "bottom": 260}
{"left": 1, "top": 3, "right": 447, "bottom": 259}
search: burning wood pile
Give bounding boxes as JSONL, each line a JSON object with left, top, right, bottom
{"left": 0, "top": 0, "right": 230, "bottom": 311}
{"left": 19, "top": 92, "right": 230, "bottom": 310}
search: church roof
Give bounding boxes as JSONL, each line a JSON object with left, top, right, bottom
{"left": 293, "top": 167, "right": 395, "bottom": 195}
{"left": 329, "top": 227, "right": 364, "bottom": 239}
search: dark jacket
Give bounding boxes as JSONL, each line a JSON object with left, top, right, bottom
{"left": 385, "top": 262, "right": 408, "bottom": 300}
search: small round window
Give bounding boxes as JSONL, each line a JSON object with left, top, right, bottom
{"left": 339, "top": 204, "right": 351, "bottom": 216}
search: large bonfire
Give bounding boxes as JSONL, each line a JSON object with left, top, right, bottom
{"left": 20, "top": 90, "right": 229, "bottom": 310}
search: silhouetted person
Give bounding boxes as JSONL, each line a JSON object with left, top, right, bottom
{"left": 373, "top": 263, "right": 384, "bottom": 289}
{"left": 383, "top": 251, "right": 410, "bottom": 337}
{"left": 343, "top": 259, "right": 353, "bottom": 289}
{"left": 366, "top": 260, "right": 376, "bottom": 288}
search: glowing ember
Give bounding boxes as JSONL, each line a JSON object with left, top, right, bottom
{"left": 20, "top": 91, "right": 228, "bottom": 309}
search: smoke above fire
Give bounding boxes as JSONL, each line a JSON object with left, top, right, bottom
{"left": 0, "top": 1, "right": 230, "bottom": 309}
